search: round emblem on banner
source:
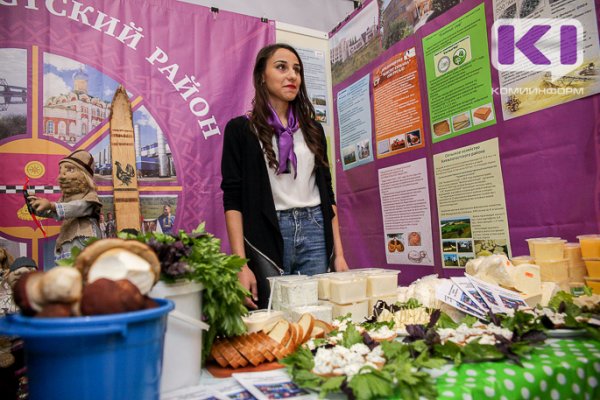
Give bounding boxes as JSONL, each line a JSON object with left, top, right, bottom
{"left": 25, "top": 161, "right": 45, "bottom": 179}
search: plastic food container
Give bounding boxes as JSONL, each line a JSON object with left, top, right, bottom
{"left": 267, "top": 275, "right": 308, "bottom": 310}
{"left": 368, "top": 294, "right": 398, "bottom": 315}
{"left": 530, "top": 239, "right": 566, "bottom": 261}
{"left": 564, "top": 243, "right": 583, "bottom": 264}
{"left": 279, "top": 278, "right": 318, "bottom": 308}
{"left": 313, "top": 272, "right": 337, "bottom": 300}
{"left": 578, "top": 235, "right": 600, "bottom": 259}
{"left": 511, "top": 256, "right": 535, "bottom": 266}
{"left": 361, "top": 269, "right": 400, "bottom": 297}
{"left": 328, "top": 299, "right": 369, "bottom": 323}
{"left": 569, "top": 264, "right": 587, "bottom": 282}
{"left": 525, "top": 237, "right": 561, "bottom": 258}
{"left": 584, "top": 277, "right": 600, "bottom": 294}
{"left": 584, "top": 258, "right": 600, "bottom": 278}
{"left": 536, "top": 258, "right": 569, "bottom": 282}
{"left": 329, "top": 273, "right": 367, "bottom": 304}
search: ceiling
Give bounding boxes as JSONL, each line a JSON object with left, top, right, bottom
{"left": 177, "top": 0, "right": 357, "bottom": 33}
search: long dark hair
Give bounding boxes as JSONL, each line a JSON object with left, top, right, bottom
{"left": 250, "top": 43, "right": 327, "bottom": 172}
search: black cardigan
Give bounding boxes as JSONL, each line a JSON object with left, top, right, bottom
{"left": 221, "top": 116, "right": 336, "bottom": 301}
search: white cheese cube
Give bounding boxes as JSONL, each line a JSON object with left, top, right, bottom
{"left": 329, "top": 273, "right": 367, "bottom": 304}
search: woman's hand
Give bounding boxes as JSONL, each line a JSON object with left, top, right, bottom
{"left": 332, "top": 255, "right": 349, "bottom": 272}
{"left": 238, "top": 265, "right": 258, "bottom": 309}
{"left": 28, "top": 196, "right": 53, "bottom": 214}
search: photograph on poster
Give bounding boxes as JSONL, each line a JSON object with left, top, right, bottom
{"left": 472, "top": 103, "right": 494, "bottom": 124}
{"left": 440, "top": 217, "right": 472, "bottom": 239}
{"left": 387, "top": 234, "right": 405, "bottom": 253}
{"left": 407, "top": 231, "right": 421, "bottom": 246}
{"left": 98, "top": 195, "right": 178, "bottom": 235}
{"left": 43, "top": 53, "right": 119, "bottom": 147}
{"left": 474, "top": 239, "right": 509, "bottom": 257}
{"left": 443, "top": 253, "right": 458, "bottom": 267}
{"left": 342, "top": 145, "right": 357, "bottom": 165}
{"left": 451, "top": 112, "right": 471, "bottom": 131}
{"left": 390, "top": 134, "right": 406, "bottom": 151}
{"left": 442, "top": 240, "right": 457, "bottom": 252}
{"left": 356, "top": 139, "right": 371, "bottom": 160}
{"left": 89, "top": 106, "right": 178, "bottom": 184}
{"left": 330, "top": 0, "right": 380, "bottom": 86}
{"left": 432, "top": 119, "right": 451, "bottom": 136}
{"left": 406, "top": 129, "right": 421, "bottom": 146}
{"left": 0, "top": 48, "right": 27, "bottom": 141}
{"left": 458, "top": 254, "right": 475, "bottom": 267}
{"left": 457, "top": 240, "right": 473, "bottom": 253}
{"left": 377, "top": 138, "right": 390, "bottom": 155}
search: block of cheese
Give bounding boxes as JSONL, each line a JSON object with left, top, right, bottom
{"left": 328, "top": 299, "right": 368, "bottom": 323}
{"left": 521, "top": 292, "right": 542, "bottom": 307}
{"left": 279, "top": 278, "right": 318, "bottom": 308}
{"left": 368, "top": 294, "right": 399, "bottom": 315}
{"left": 313, "top": 272, "right": 336, "bottom": 300}
{"left": 361, "top": 269, "right": 399, "bottom": 297}
{"left": 508, "top": 264, "right": 541, "bottom": 294}
{"left": 329, "top": 273, "right": 367, "bottom": 304}
{"left": 267, "top": 275, "right": 308, "bottom": 310}
{"left": 285, "top": 303, "right": 333, "bottom": 324}
{"left": 540, "top": 282, "right": 560, "bottom": 306}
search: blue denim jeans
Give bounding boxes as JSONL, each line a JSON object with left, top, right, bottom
{"left": 276, "top": 205, "right": 328, "bottom": 276}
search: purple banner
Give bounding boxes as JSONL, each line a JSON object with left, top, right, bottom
{"left": 0, "top": 0, "right": 274, "bottom": 264}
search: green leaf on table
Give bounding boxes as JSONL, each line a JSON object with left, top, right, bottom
{"left": 462, "top": 315, "right": 479, "bottom": 327}
{"left": 348, "top": 369, "right": 393, "bottom": 400}
{"left": 341, "top": 323, "right": 364, "bottom": 348}
{"left": 321, "top": 376, "right": 345, "bottom": 397}
{"left": 281, "top": 346, "right": 314, "bottom": 372}
{"left": 461, "top": 341, "right": 504, "bottom": 362}
{"left": 435, "top": 312, "right": 459, "bottom": 329}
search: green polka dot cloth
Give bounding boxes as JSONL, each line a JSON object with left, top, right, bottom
{"left": 436, "top": 339, "right": 600, "bottom": 399}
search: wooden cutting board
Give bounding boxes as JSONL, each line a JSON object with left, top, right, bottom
{"left": 205, "top": 361, "right": 284, "bottom": 378}
{"left": 109, "top": 85, "right": 141, "bottom": 232}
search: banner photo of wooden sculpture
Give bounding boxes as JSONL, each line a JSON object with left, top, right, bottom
{"left": 26, "top": 150, "right": 102, "bottom": 262}
{"left": 109, "top": 86, "right": 141, "bottom": 233}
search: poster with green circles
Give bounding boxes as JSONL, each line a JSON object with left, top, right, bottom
{"left": 422, "top": 3, "right": 497, "bottom": 143}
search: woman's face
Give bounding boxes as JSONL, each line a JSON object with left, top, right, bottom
{"left": 262, "top": 48, "right": 301, "bottom": 107}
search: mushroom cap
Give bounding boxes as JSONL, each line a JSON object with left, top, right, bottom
{"left": 74, "top": 239, "right": 161, "bottom": 294}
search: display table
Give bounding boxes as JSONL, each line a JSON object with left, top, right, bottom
{"left": 188, "top": 338, "right": 600, "bottom": 400}
{"left": 436, "top": 338, "right": 600, "bottom": 399}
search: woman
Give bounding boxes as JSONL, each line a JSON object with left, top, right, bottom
{"left": 221, "top": 43, "right": 348, "bottom": 309}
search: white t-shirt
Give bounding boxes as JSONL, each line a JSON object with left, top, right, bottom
{"left": 265, "top": 128, "right": 320, "bottom": 211}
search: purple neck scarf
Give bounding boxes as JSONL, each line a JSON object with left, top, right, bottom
{"left": 267, "top": 103, "right": 299, "bottom": 177}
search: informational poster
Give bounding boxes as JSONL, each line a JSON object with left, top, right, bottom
{"left": 373, "top": 47, "right": 425, "bottom": 159}
{"left": 492, "top": 0, "right": 600, "bottom": 120}
{"left": 378, "top": 158, "right": 434, "bottom": 266}
{"left": 296, "top": 48, "right": 328, "bottom": 124}
{"left": 433, "top": 138, "right": 511, "bottom": 268}
{"left": 422, "top": 3, "right": 496, "bottom": 143}
{"left": 329, "top": 0, "right": 380, "bottom": 86}
{"left": 337, "top": 74, "right": 374, "bottom": 171}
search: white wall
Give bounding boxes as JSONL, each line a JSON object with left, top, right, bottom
{"left": 177, "top": 0, "right": 355, "bottom": 32}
